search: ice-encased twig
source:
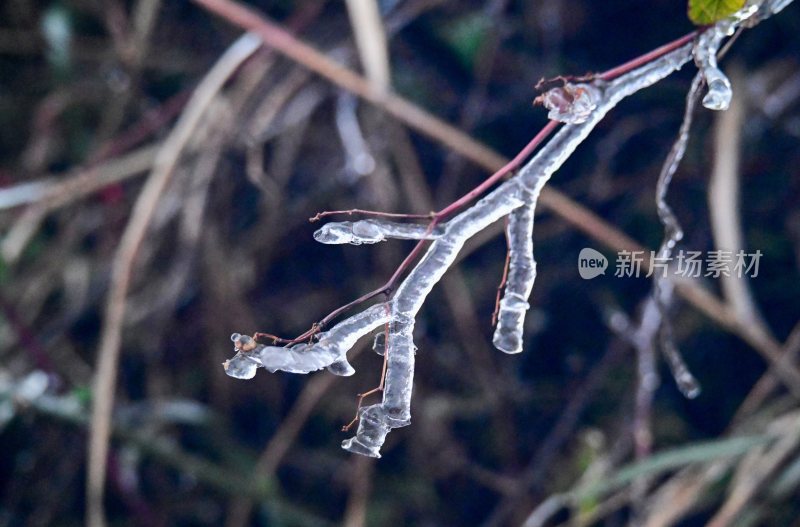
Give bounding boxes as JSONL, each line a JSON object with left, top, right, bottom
{"left": 343, "top": 42, "right": 698, "bottom": 457}
{"left": 493, "top": 203, "right": 536, "bottom": 354}
{"left": 313, "top": 219, "right": 442, "bottom": 245}
{"left": 225, "top": 1, "right": 794, "bottom": 457}
{"left": 223, "top": 303, "right": 390, "bottom": 379}
{"left": 692, "top": 1, "right": 775, "bottom": 111}
{"left": 651, "top": 73, "right": 704, "bottom": 398}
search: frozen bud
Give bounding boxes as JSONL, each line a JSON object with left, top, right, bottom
{"left": 231, "top": 333, "right": 257, "bottom": 352}
{"left": 538, "top": 83, "right": 601, "bottom": 124}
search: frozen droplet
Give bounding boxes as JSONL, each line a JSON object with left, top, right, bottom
{"left": 327, "top": 358, "right": 356, "bottom": 376}
{"left": 702, "top": 77, "right": 732, "bottom": 111}
{"left": 223, "top": 354, "right": 258, "bottom": 379}
{"left": 314, "top": 223, "right": 354, "bottom": 244}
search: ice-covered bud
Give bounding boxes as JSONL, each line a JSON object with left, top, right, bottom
{"left": 538, "top": 83, "right": 601, "bottom": 124}
{"left": 230, "top": 333, "right": 257, "bottom": 352}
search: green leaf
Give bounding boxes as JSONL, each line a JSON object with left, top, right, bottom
{"left": 688, "top": 0, "right": 747, "bottom": 25}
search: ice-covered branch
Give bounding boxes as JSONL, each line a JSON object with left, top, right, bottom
{"left": 493, "top": 204, "right": 536, "bottom": 354}
{"left": 224, "top": 303, "right": 389, "bottom": 379}
{"left": 651, "top": 73, "right": 704, "bottom": 398}
{"left": 313, "top": 219, "right": 443, "bottom": 245}
{"left": 343, "top": 41, "right": 699, "bottom": 456}
{"left": 224, "top": 1, "right": 794, "bottom": 457}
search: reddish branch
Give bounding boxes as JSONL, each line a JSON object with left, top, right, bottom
{"left": 191, "top": 0, "right": 705, "bottom": 345}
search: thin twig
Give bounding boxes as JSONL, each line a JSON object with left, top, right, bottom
{"left": 190, "top": 0, "right": 787, "bottom": 376}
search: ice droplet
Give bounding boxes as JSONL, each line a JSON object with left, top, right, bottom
{"left": 223, "top": 354, "right": 258, "bottom": 379}
{"left": 314, "top": 223, "right": 355, "bottom": 244}
{"left": 702, "top": 76, "right": 732, "bottom": 111}
{"left": 327, "top": 358, "right": 356, "bottom": 376}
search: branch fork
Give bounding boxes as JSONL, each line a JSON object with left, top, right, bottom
{"left": 221, "top": 0, "right": 793, "bottom": 457}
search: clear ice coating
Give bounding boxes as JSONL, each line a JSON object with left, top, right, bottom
{"left": 343, "top": 42, "right": 701, "bottom": 457}
{"left": 691, "top": 0, "right": 781, "bottom": 111}
{"left": 223, "top": 352, "right": 259, "bottom": 379}
{"left": 223, "top": 304, "right": 389, "bottom": 379}
{"left": 693, "top": 27, "right": 732, "bottom": 111}
{"left": 327, "top": 358, "right": 356, "bottom": 376}
{"left": 493, "top": 204, "right": 536, "bottom": 354}
{"left": 226, "top": 0, "right": 794, "bottom": 457}
{"left": 314, "top": 219, "right": 442, "bottom": 245}
{"left": 541, "top": 83, "right": 602, "bottom": 124}
{"left": 341, "top": 404, "right": 391, "bottom": 458}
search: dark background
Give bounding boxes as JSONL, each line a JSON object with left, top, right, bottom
{"left": 1, "top": 0, "right": 800, "bottom": 525}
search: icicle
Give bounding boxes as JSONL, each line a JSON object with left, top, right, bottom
{"left": 693, "top": 2, "right": 764, "bottom": 111}
{"left": 693, "top": 26, "right": 731, "bottom": 111}
{"left": 493, "top": 204, "right": 536, "bottom": 354}
{"left": 314, "top": 219, "right": 442, "bottom": 245}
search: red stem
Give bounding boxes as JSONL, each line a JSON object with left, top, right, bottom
{"left": 434, "top": 120, "right": 560, "bottom": 220}
{"left": 599, "top": 30, "right": 701, "bottom": 81}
